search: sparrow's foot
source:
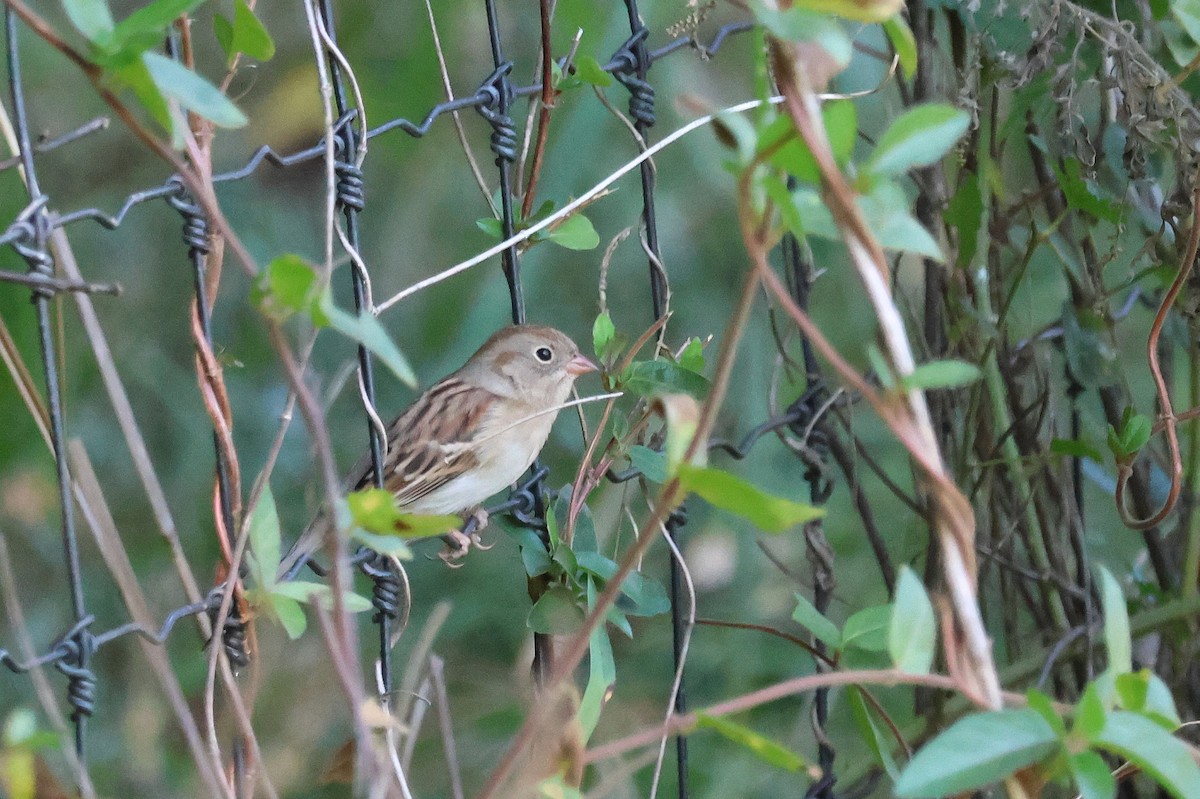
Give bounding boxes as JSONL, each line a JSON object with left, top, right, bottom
{"left": 437, "top": 509, "right": 494, "bottom": 566}
{"left": 466, "top": 507, "right": 495, "bottom": 551}
{"left": 438, "top": 530, "right": 472, "bottom": 567}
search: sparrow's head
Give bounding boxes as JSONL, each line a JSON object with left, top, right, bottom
{"left": 464, "top": 324, "right": 597, "bottom": 403}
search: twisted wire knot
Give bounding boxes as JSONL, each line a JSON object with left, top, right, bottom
{"left": 52, "top": 617, "right": 97, "bottom": 720}
{"left": 331, "top": 136, "right": 366, "bottom": 212}
{"left": 166, "top": 184, "right": 210, "bottom": 256}
{"left": 335, "top": 160, "right": 365, "bottom": 212}
{"left": 477, "top": 63, "right": 517, "bottom": 164}
{"left": 786, "top": 384, "right": 834, "bottom": 504}
{"left": 610, "top": 29, "right": 656, "bottom": 128}
{"left": 505, "top": 465, "right": 549, "bottom": 530}
{"left": 11, "top": 200, "right": 55, "bottom": 300}
{"left": 360, "top": 553, "right": 401, "bottom": 621}
{"left": 204, "top": 588, "right": 250, "bottom": 668}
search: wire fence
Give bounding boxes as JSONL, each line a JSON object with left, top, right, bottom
{"left": 0, "top": 1, "right": 843, "bottom": 796}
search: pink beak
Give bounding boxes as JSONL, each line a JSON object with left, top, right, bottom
{"left": 566, "top": 353, "right": 599, "bottom": 376}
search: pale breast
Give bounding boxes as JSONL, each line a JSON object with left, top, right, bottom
{"left": 402, "top": 402, "right": 556, "bottom": 515}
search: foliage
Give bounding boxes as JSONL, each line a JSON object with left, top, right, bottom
{"left": 5, "top": 0, "right": 1200, "bottom": 797}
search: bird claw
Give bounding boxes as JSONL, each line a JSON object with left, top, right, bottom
{"left": 437, "top": 509, "right": 493, "bottom": 565}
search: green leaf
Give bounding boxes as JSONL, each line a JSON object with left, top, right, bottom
{"left": 1173, "top": 0, "right": 1200, "bottom": 46}
{"left": 247, "top": 484, "right": 281, "bottom": 590}
{"left": 1050, "top": 437, "right": 1105, "bottom": 463}
{"left": 528, "top": 586, "right": 585, "bottom": 634}
{"left": 111, "top": 0, "right": 204, "bottom": 51}
{"left": 268, "top": 593, "right": 307, "bottom": 639}
{"left": 893, "top": 709, "right": 1059, "bottom": 797}
{"left": 511, "top": 526, "right": 552, "bottom": 577}
{"left": 1069, "top": 751, "right": 1116, "bottom": 799}
{"left": 141, "top": 52, "right": 248, "bottom": 129}
{"left": 346, "top": 488, "right": 460, "bottom": 538}
{"left": 1094, "top": 711, "right": 1200, "bottom": 799}
{"left": 855, "top": 182, "right": 945, "bottom": 260}
{"left": 677, "top": 464, "right": 824, "bottom": 532}
{"left": 789, "top": 184, "right": 944, "bottom": 260}
{"left": 317, "top": 298, "right": 417, "bottom": 387}
{"left": 348, "top": 528, "right": 413, "bottom": 559}
{"left": 113, "top": 58, "right": 173, "bottom": 134}
{"left": 1074, "top": 682, "right": 1108, "bottom": 740}
{"left": 579, "top": 581, "right": 615, "bottom": 738}
{"left": 1053, "top": 157, "right": 1120, "bottom": 223}
{"left": 545, "top": 214, "right": 599, "bottom": 250}
{"left": 574, "top": 55, "right": 613, "bottom": 87}
{"left": 695, "top": 714, "right": 806, "bottom": 772}
{"left": 883, "top": 15, "right": 917, "bottom": 78}
{"left": 902, "top": 359, "right": 982, "bottom": 391}
{"left": 848, "top": 686, "right": 900, "bottom": 779}
{"left": 842, "top": 605, "right": 891, "bottom": 652}
{"left": 1098, "top": 567, "right": 1132, "bottom": 675}
{"left": 677, "top": 338, "right": 705, "bottom": 374}
{"left": 1026, "top": 689, "right": 1068, "bottom": 737}
{"left": 63, "top": 0, "right": 115, "bottom": 43}
{"left": 759, "top": 100, "right": 856, "bottom": 184}
{"left": 627, "top": 445, "right": 668, "bottom": 483}
{"left": 866, "top": 103, "right": 969, "bottom": 177}
{"left": 1115, "top": 669, "right": 1181, "bottom": 728}
{"left": 475, "top": 217, "right": 503, "bottom": 239}
{"left": 271, "top": 581, "right": 373, "bottom": 613}
{"left": 575, "top": 550, "right": 618, "bottom": 581}
{"left": 617, "top": 571, "right": 670, "bottom": 617}
{"left": 253, "top": 253, "right": 321, "bottom": 321}
{"left": 944, "top": 169, "right": 984, "bottom": 269}
{"left": 214, "top": 0, "right": 275, "bottom": 62}
{"left": 757, "top": 7, "right": 852, "bottom": 68}
{"left": 592, "top": 312, "right": 616, "bottom": 362}
{"left": 888, "top": 566, "right": 936, "bottom": 674}
{"left": 622, "top": 359, "right": 710, "bottom": 398}
{"left": 792, "top": 592, "right": 841, "bottom": 649}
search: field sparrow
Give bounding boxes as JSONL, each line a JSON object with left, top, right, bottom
{"left": 280, "top": 325, "right": 597, "bottom": 577}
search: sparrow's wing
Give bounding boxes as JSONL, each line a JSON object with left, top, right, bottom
{"left": 348, "top": 376, "right": 498, "bottom": 508}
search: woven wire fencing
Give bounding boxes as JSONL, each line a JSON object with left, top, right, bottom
{"left": 6, "top": 0, "right": 1199, "bottom": 797}
{"left": 0, "top": 0, "right": 847, "bottom": 795}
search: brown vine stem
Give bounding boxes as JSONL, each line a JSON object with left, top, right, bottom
{"left": 583, "top": 668, "right": 1037, "bottom": 765}
{"left": 766, "top": 33, "right": 1002, "bottom": 709}
{"left": 520, "top": 0, "right": 556, "bottom": 220}
{"left": 1114, "top": 173, "right": 1200, "bottom": 530}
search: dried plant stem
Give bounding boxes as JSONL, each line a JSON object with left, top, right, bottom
{"left": 767, "top": 38, "right": 1002, "bottom": 709}
{"left": 584, "top": 668, "right": 1034, "bottom": 764}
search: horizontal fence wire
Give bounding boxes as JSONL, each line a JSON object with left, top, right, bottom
{"left": 0, "top": 6, "right": 840, "bottom": 793}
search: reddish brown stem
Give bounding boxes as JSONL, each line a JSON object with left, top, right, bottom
{"left": 1115, "top": 173, "right": 1200, "bottom": 530}
{"left": 520, "top": 0, "right": 555, "bottom": 220}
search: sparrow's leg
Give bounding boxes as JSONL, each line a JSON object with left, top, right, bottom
{"left": 466, "top": 507, "right": 495, "bottom": 550}
{"left": 437, "top": 508, "right": 492, "bottom": 565}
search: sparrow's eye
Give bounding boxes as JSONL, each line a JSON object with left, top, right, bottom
{"left": 535, "top": 346, "right": 553, "bottom": 363}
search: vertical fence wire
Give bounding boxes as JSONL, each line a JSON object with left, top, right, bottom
{"left": 5, "top": 7, "right": 96, "bottom": 762}
{"left": 610, "top": 2, "right": 692, "bottom": 796}
{"left": 783, "top": 231, "right": 837, "bottom": 799}
{"left": 478, "top": 0, "right": 562, "bottom": 688}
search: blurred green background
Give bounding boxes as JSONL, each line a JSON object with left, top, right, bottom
{"left": 0, "top": 0, "right": 1166, "bottom": 796}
